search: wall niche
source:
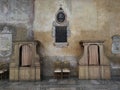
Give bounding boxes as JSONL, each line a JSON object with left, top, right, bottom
{"left": 52, "top": 6, "right": 70, "bottom": 47}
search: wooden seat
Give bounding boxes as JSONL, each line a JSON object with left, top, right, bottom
{"left": 54, "top": 60, "right": 62, "bottom": 79}
{"left": 62, "top": 60, "right": 71, "bottom": 78}
{"left": 54, "top": 60, "right": 71, "bottom": 79}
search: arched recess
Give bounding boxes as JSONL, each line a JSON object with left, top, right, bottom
{"left": 19, "top": 44, "right": 32, "bottom": 67}
{"left": 52, "top": 6, "right": 70, "bottom": 47}
{"left": 79, "top": 41, "right": 111, "bottom": 79}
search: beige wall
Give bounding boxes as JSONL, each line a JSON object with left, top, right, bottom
{"left": 33, "top": 0, "right": 120, "bottom": 58}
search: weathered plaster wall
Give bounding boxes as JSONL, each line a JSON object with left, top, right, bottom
{"left": 0, "top": 0, "right": 120, "bottom": 77}
{"left": 0, "top": 0, "right": 34, "bottom": 62}
{"left": 33, "top": 0, "right": 110, "bottom": 56}
{"left": 0, "top": 0, "right": 34, "bottom": 40}
{"left": 107, "top": 0, "right": 120, "bottom": 76}
{"left": 33, "top": 0, "right": 120, "bottom": 77}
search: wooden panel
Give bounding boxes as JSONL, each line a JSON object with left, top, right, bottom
{"left": 24, "top": 68, "right": 30, "bottom": 80}
{"left": 15, "top": 67, "right": 41, "bottom": 81}
{"left": 19, "top": 67, "right": 32, "bottom": 80}
{"left": 30, "top": 68, "right": 35, "bottom": 80}
{"left": 79, "top": 66, "right": 88, "bottom": 79}
{"left": 9, "top": 68, "right": 18, "bottom": 81}
{"left": 19, "top": 68, "right": 25, "bottom": 80}
{"left": 89, "top": 66, "right": 100, "bottom": 79}
{"left": 89, "top": 45, "right": 99, "bottom": 65}
{"left": 9, "top": 68, "right": 15, "bottom": 80}
{"left": 101, "top": 66, "right": 111, "bottom": 79}
{"left": 22, "top": 45, "right": 32, "bottom": 66}
{"left": 14, "top": 68, "right": 18, "bottom": 81}
{"left": 36, "top": 67, "right": 40, "bottom": 80}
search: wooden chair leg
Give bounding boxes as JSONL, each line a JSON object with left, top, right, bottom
{"left": 0, "top": 74, "right": 1, "bottom": 80}
{"left": 69, "top": 73, "right": 70, "bottom": 78}
{"left": 61, "top": 72, "right": 63, "bottom": 79}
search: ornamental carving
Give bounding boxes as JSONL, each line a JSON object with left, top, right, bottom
{"left": 0, "top": 26, "right": 12, "bottom": 57}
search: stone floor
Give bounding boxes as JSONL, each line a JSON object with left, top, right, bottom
{"left": 0, "top": 78, "right": 120, "bottom": 90}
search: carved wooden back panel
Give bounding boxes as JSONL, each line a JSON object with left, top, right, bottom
{"left": 88, "top": 45, "right": 99, "bottom": 65}
{"left": 20, "top": 45, "right": 32, "bottom": 67}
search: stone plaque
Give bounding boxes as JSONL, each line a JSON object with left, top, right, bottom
{"left": 55, "top": 26, "right": 67, "bottom": 43}
{"left": 0, "top": 26, "right": 12, "bottom": 57}
{"left": 112, "top": 35, "right": 120, "bottom": 54}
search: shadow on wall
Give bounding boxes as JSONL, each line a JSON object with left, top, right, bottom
{"left": 36, "top": 40, "right": 46, "bottom": 57}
